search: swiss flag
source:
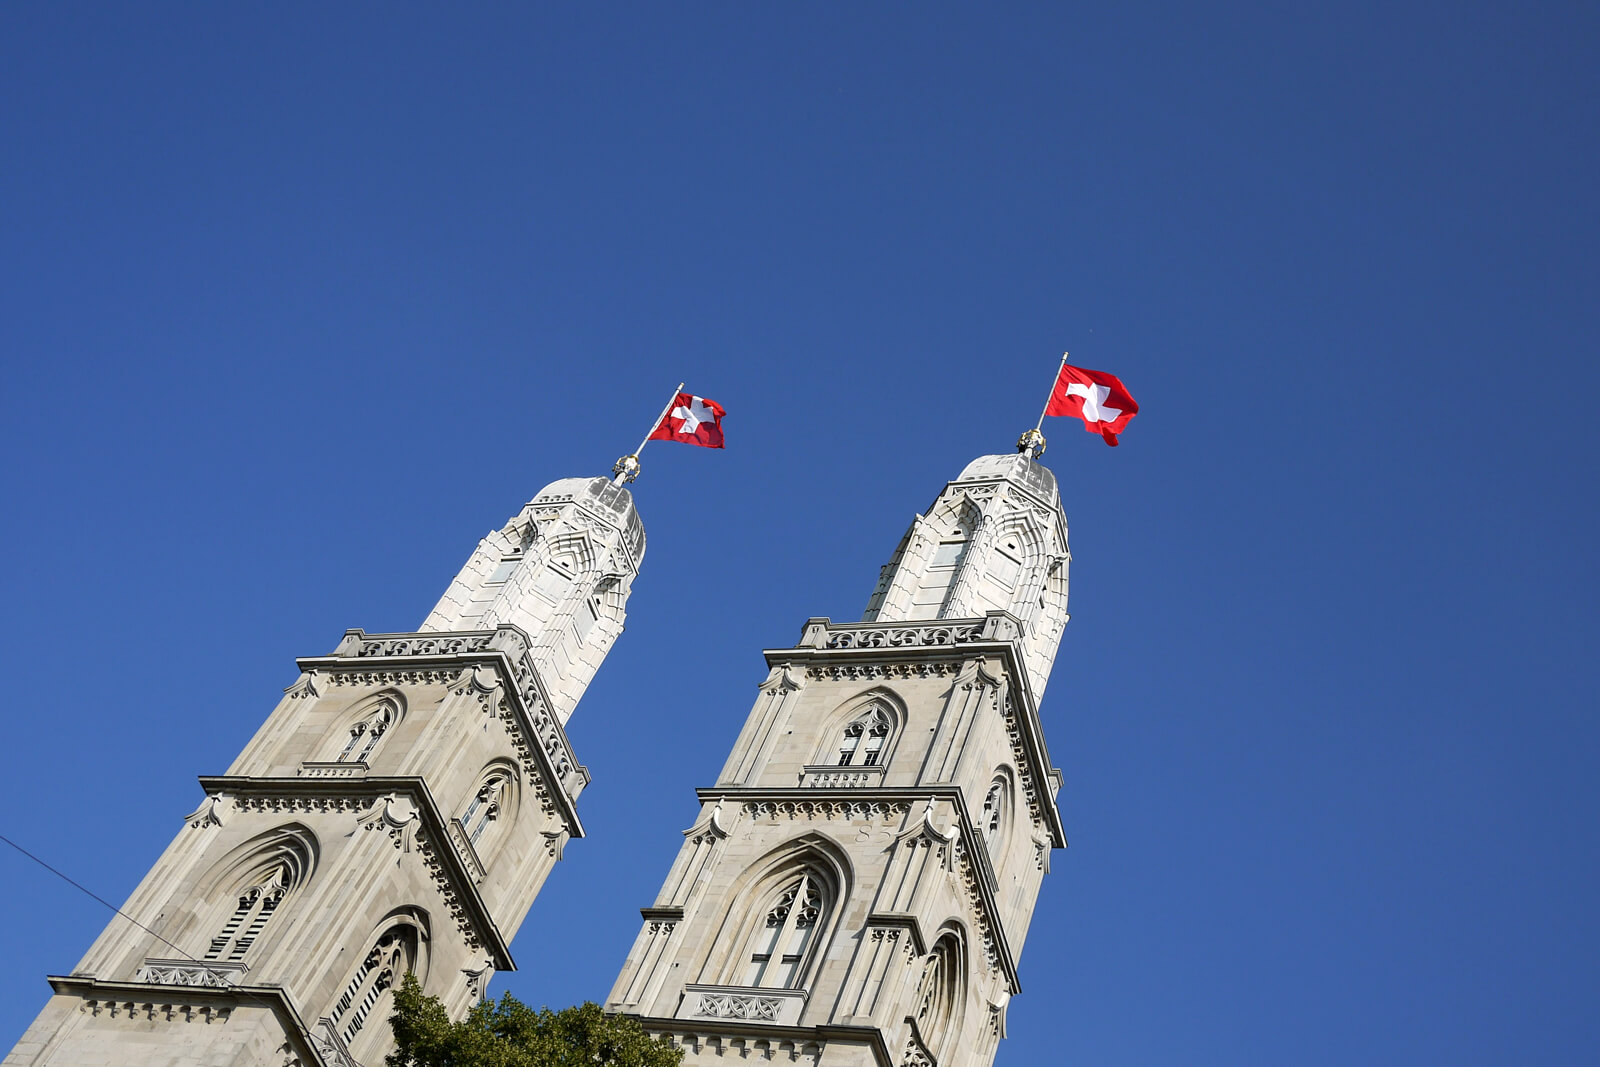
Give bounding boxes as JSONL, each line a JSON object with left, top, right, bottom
{"left": 648, "top": 392, "right": 727, "bottom": 448}
{"left": 1044, "top": 365, "right": 1139, "bottom": 446}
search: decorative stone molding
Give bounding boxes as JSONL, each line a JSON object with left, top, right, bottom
{"left": 80, "top": 998, "right": 231, "bottom": 1023}
{"left": 799, "top": 765, "right": 886, "bottom": 789}
{"left": 234, "top": 795, "right": 363, "bottom": 817}
{"left": 758, "top": 662, "right": 807, "bottom": 696}
{"left": 297, "top": 761, "right": 367, "bottom": 779}
{"left": 463, "top": 960, "right": 495, "bottom": 1002}
{"left": 648, "top": 1028, "right": 823, "bottom": 1064}
{"left": 678, "top": 984, "right": 807, "bottom": 1026}
{"left": 743, "top": 799, "right": 910, "bottom": 823}
{"left": 283, "top": 672, "right": 319, "bottom": 700}
{"left": 683, "top": 798, "right": 732, "bottom": 844}
{"left": 135, "top": 959, "right": 248, "bottom": 989}
{"left": 310, "top": 1017, "right": 361, "bottom": 1067}
{"left": 806, "top": 662, "right": 959, "bottom": 681}
{"left": 900, "top": 1031, "right": 935, "bottom": 1067}
{"left": 818, "top": 621, "right": 985, "bottom": 650}
{"left": 1002, "top": 693, "right": 1048, "bottom": 827}
{"left": 949, "top": 840, "right": 1002, "bottom": 976}
{"left": 185, "top": 794, "right": 232, "bottom": 829}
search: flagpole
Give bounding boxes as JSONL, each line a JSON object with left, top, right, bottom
{"left": 613, "top": 382, "right": 685, "bottom": 485}
{"left": 1019, "top": 352, "right": 1069, "bottom": 458}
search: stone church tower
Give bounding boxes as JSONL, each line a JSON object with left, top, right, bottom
{"left": 606, "top": 451, "right": 1069, "bottom": 1067}
{"left": 5, "top": 475, "right": 645, "bottom": 1067}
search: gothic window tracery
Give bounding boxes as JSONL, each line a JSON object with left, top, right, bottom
{"left": 335, "top": 697, "right": 399, "bottom": 764}
{"left": 836, "top": 707, "right": 892, "bottom": 768}
{"left": 204, "top": 865, "right": 289, "bottom": 962}
{"left": 459, "top": 771, "right": 510, "bottom": 848}
{"left": 744, "top": 870, "right": 825, "bottom": 988}
{"left": 328, "top": 926, "right": 417, "bottom": 1050}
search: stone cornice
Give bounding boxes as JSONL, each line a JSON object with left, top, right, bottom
{"left": 296, "top": 626, "right": 587, "bottom": 840}
{"left": 623, "top": 1014, "right": 895, "bottom": 1067}
{"left": 46, "top": 975, "right": 329, "bottom": 1067}
{"left": 196, "top": 775, "right": 515, "bottom": 973}
{"left": 762, "top": 615, "right": 1067, "bottom": 851}
{"left": 698, "top": 786, "right": 1023, "bottom": 995}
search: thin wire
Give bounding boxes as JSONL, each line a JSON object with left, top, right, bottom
{"left": 0, "top": 831, "right": 198, "bottom": 963}
{"left": 0, "top": 829, "right": 329, "bottom": 1043}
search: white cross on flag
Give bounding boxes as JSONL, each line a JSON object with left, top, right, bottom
{"left": 648, "top": 392, "right": 727, "bottom": 448}
{"left": 1044, "top": 364, "right": 1139, "bottom": 446}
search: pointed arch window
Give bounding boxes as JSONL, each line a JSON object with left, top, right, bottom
{"left": 981, "top": 776, "right": 1010, "bottom": 860}
{"left": 336, "top": 702, "right": 395, "bottom": 764}
{"left": 328, "top": 926, "right": 417, "bottom": 1047}
{"left": 836, "top": 706, "right": 893, "bottom": 768}
{"left": 204, "top": 865, "right": 288, "bottom": 962}
{"left": 459, "top": 771, "right": 511, "bottom": 848}
{"left": 915, "top": 933, "right": 965, "bottom": 1053}
{"left": 743, "top": 870, "right": 824, "bottom": 988}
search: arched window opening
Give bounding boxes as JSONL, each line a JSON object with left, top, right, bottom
{"left": 329, "top": 926, "right": 417, "bottom": 1047}
{"left": 459, "top": 771, "right": 511, "bottom": 848}
{"left": 981, "top": 776, "right": 1011, "bottom": 861}
{"left": 336, "top": 700, "right": 396, "bottom": 764}
{"left": 915, "top": 933, "right": 965, "bottom": 1052}
{"left": 204, "top": 865, "right": 288, "bottom": 962}
{"left": 744, "top": 870, "right": 824, "bottom": 988}
{"left": 836, "top": 706, "right": 893, "bottom": 768}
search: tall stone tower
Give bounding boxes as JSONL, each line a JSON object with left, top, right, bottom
{"left": 606, "top": 451, "right": 1069, "bottom": 1067}
{"left": 6, "top": 475, "right": 645, "bottom": 1067}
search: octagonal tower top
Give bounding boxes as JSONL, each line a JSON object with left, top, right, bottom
{"left": 863, "top": 453, "right": 1070, "bottom": 699}
{"left": 421, "top": 475, "right": 645, "bottom": 722}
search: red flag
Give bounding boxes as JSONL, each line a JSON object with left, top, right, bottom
{"left": 1044, "top": 365, "right": 1139, "bottom": 446}
{"left": 648, "top": 392, "right": 727, "bottom": 448}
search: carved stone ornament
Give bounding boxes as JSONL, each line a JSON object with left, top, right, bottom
{"left": 463, "top": 960, "right": 495, "bottom": 1002}
{"left": 80, "top": 999, "right": 232, "bottom": 1024}
{"left": 283, "top": 673, "right": 320, "bottom": 700}
{"left": 135, "top": 958, "right": 248, "bottom": 989}
{"left": 356, "top": 793, "right": 420, "bottom": 852}
{"left": 185, "top": 794, "right": 232, "bottom": 829}
{"left": 695, "top": 992, "right": 782, "bottom": 1022}
{"left": 310, "top": 1018, "right": 361, "bottom": 1067}
{"left": 743, "top": 799, "right": 909, "bottom": 824}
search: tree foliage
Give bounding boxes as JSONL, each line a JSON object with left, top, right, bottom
{"left": 386, "top": 974, "right": 683, "bottom": 1067}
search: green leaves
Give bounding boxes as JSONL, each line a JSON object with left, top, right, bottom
{"left": 386, "top": 974, "right": 683, "bottom": 1067}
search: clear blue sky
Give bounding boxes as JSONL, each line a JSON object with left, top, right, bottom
{"left": 2, "top": 5, "right": 1596, "bottom": 1064}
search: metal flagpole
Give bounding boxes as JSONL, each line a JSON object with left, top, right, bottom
{"left": 1019, "top": 352, "right": 1069, "bottom": 458}
{"left": 614, "top": 382, "right": 686, "bottom": 484}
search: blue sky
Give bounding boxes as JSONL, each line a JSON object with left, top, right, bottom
{"left": 2, "top": 4, "right": 1596, "bottom": 1064}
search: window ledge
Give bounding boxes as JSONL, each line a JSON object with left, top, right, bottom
{"left": 677, "top": 984, "right": 807, "bottom": 1026}
{"left": 135, "top": 958, "right": 248, "bottom": 988}
{"left": 799, "top": 765, "right": 887, "bottom": 788}
{"left": 298, "top": 761, "right": 368, "bottom": 779}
